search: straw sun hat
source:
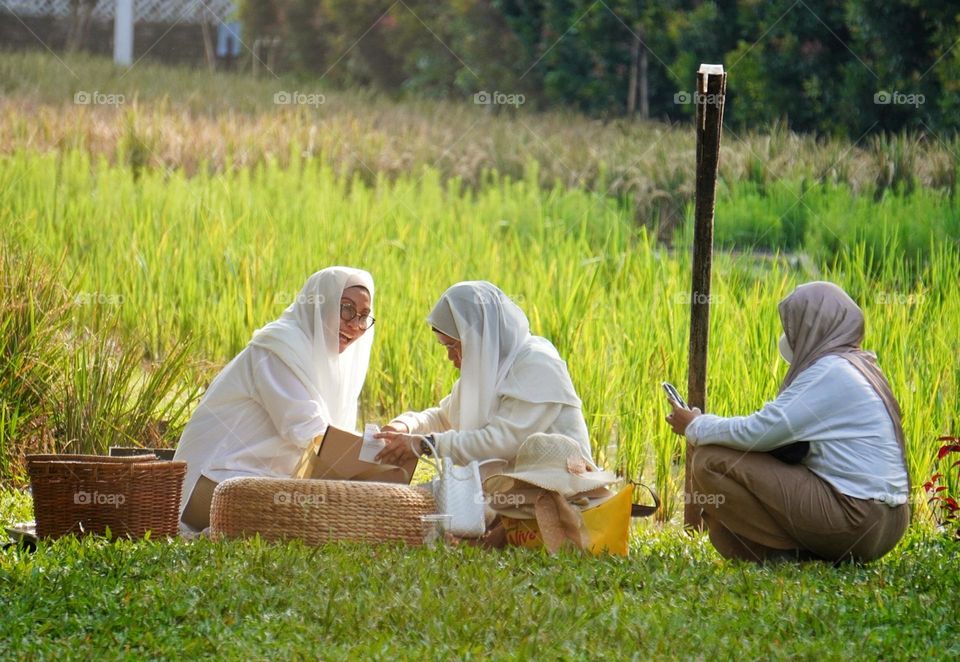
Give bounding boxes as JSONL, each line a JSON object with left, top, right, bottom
{"left": 483, "top": 433, "right": 618, "bottom": 498}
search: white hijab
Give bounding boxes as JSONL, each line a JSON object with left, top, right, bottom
{"left": 427, "top": 281, "right": 581, "bottom": 429}
{"left": 249, "top": 266, "right": 374, "bottom": 430}
{"left": 175, "top": 267, "right": 374, "bottom": 519}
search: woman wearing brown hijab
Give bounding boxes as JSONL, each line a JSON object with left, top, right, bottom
{"left": 667, "top": 282, "right": 911, "bottom": 563}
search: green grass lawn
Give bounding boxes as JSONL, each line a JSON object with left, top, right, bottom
{"left": 1, "top": 490, "right": 957, "bottom": 659}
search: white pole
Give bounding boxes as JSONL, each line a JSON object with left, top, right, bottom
{"left": 114, "top": 0, "right": 134, "bottom": 66}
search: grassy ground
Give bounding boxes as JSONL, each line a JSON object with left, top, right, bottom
{"left": 1, "top": 491, "right": 956, "bottom": 660}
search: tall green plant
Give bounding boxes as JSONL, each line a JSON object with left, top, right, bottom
{"left": 49, "top": 329, "right": 201, "bottom": 455}
{"left": 0, "top": 247, "right": 72, "bottom": 482}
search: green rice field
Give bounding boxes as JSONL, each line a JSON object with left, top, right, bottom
{"left": 2, "top": 144, "right": 957, "bottom": 521}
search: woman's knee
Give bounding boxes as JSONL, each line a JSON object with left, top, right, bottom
{"left": 690, "top": 445, "right": 739, "bottom": 487}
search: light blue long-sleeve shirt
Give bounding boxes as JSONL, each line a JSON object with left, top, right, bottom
{"left": 686, "top": 355, "right": 909, "bottom": 505}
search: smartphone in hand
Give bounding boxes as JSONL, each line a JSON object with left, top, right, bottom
{"left": 661, "top": 382, "right": 688, "bottom": 409}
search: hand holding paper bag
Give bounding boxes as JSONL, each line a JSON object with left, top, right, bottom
{"left": 374, "top": 430, "right": 423, "bottom": 465}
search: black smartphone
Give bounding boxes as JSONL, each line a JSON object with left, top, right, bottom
{"left": 661, "top": 382, "right": 687, "bottom": 409}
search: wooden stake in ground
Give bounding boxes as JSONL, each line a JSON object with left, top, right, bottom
{"left": 685, "top": 64, "right": 727, "bottom": 529}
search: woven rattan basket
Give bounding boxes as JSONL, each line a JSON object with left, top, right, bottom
{"left": 210, "top": 477, "right": 437, "bottom": 546}
{"left": 27, "top": 454, "right": 187, "bottom": 539}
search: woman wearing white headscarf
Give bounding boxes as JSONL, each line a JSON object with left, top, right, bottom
{"left": 376, "top": 281, "right": 593, "bottom": 475}
{"left": 667, "top": 281, "right": 910, "bottom": 563}
{"left": 174, "top": 267, "right": 375, "bottom": 531}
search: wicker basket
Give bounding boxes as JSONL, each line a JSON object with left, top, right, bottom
{"left": 210, "top": 477, "right": 437, "bottom": 546}
{"left": 27, "top": 454, "right": 187, "bottom": 539}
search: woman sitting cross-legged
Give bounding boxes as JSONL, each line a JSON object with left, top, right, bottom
{"left": 666, "top": 281, "right": 910, "bottom": 563}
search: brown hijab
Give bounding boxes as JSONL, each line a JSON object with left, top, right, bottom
{"left": 778, "top": 282, "right": 910, "bottom": 488}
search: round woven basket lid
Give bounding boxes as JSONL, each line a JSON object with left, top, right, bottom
{"left": 210, "top": 477, "right": 436, "bottom": 546}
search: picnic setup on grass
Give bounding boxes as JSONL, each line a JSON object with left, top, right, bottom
{"left": 3, "top": 65, "right": 920, "bottom": 566}
{"left": 7, "top": 65, "right": 726, "bottom": 556}
{"left": 6, "top": 65, "right": 728, "bottom": 555}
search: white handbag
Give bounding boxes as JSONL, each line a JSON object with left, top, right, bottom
{"left": 419, "top": 438, "right": 505, "bottom": 538}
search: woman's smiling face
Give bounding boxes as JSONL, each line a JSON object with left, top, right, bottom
{"left": 339, "top": 286, "right": 372, "bottom": 353}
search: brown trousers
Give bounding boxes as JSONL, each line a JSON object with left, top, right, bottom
{"left": 181, "top": 476, "right": 219, "bottom": 531}
{"left": 691, "top": 445, "right": 909, "bottom": 563}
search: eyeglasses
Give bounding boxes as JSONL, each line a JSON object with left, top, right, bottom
{"left": 340, "top": 302, "right": 375, "bottom": 330}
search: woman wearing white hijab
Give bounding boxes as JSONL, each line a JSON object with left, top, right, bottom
{"left": 376, "top": 281, "right": 593, "bottom": 475}
{"left": 174, "top": 267, "right": 375, "bottom": 531}
{"left": 667, "top": 281, "right": 910, "bottom": 563}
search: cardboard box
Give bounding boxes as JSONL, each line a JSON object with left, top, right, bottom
{"left": 293, "top": 425, "right": 417, "bottom": 484}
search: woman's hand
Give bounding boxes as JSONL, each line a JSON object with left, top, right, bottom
{"left": 666, "top": 403, "right": 702, "bottom": 436}
{"left": 377, "top": 421, "right": 409, "bottom": 435}
{"left": 375, "top": 432, "right": 421, "bottom": 465}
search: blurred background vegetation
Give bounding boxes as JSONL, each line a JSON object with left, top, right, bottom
{"left": 236, "top": 0, "right": 960, "bottom": 135}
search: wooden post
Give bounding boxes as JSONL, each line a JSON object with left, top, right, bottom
{"left": 684, "top": 64, "right": 726, "bottom": 529}
{"left": 626, "top": 26, "right": 649, "bottom": 119}
{"left": 638, "top": 29, "right": 649, "bottom": 120}
{"left": 627, "top": 33, "right": 639, "bottom": 116}
{"left": 201, "top": 21, "right": 216, "bottom": 72}
{"left": 267, "top": 37, "right": 280, "bottom": 73}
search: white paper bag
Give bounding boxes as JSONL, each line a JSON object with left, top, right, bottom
{"left": 357, "top": 423, "right": 385, "bottom": 464}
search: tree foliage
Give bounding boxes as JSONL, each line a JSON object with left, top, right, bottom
{"left": 239, "top": 0, "right": 960, "bottom": 135}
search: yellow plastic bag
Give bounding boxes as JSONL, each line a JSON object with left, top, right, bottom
{"left": 502, "top": 484, "right": 637, "bottom": 556}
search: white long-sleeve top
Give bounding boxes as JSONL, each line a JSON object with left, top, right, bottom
{"left": 173, "top": 346, "right": 331, "bottom": 513}
{"left": 391, "top": 391, "right": 592, "bottom": 476}
{"left": 685, "top": 355, "right": 909, "bottom": 506}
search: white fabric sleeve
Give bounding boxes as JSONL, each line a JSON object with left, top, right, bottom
{"left": 389, "top": 394, "right": 454, "bottom": 434}
{"left": 685, "top": 361, "right": 831, "bottom": 452}
{"left": 433, "top": 396, "right": 563, "bottom": 465}
{"left": 252, "top": 353, "right": 330, "bottom": 448}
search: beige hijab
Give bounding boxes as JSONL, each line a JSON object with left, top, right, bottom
{"left": 778, "top": 281, "right": 910, "bottom": 487}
